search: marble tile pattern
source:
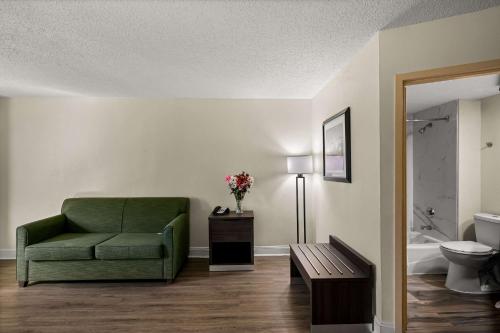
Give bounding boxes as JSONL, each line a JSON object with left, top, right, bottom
{"left": 412, "top": 100, "right": 458, "bottom": 242}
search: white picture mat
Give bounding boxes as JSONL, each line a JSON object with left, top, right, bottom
{"left": 324, "top": 114, "right": 346, "bottom": 178}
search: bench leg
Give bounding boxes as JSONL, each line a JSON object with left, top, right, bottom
{"left": 18, "top": 281, "right": 28, "bottom": 288}
{"left": 311, "top": 281, "right": 373, "bottom": 329}
{"left": 290, "top": 257, "right": 304, "bottom": 285}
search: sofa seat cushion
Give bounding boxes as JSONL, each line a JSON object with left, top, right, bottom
{"left": 95, "top": 233, "right": 164, "bottom": 260}
{"left": 25, "top": 233, "right": 117, "bottom": 261}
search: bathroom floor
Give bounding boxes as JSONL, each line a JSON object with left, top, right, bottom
{"left": 407, "top": 275, "right": 500, "bottom": 332}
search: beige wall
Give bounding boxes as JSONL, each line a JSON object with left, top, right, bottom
{"left": 379, "top": 6, "right": 500, "bottom": 322}
{"left": 311, "top": 35, "right": 382, "bottom": 318}
{"left": 458, "top": 100, "right": 482, "bottom": 240}
{"left": 0, "top": 98, "right": 312, "bottom": 251}
{"left": 0, "top": 98, "right": 8, "bottom": 253}
{"left": 481, "top": 94, "right": 500, "bottom": 215}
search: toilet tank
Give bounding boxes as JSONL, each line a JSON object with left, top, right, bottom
{"left": 474, "top": 213, "right": 500, "bottom": 250}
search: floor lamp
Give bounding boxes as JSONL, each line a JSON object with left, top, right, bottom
{"left": 287, "top": 155, "right": 313, "bottom": 243}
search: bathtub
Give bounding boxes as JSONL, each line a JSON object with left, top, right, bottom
{"left": 407, "top": 231, "right": 449, "bottom": 275}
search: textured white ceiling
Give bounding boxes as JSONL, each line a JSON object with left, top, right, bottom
{"left": 406, "top": 74, "right": 500, "bottom": 113}
{"left": 1, "top": 0, "right": 499, "bottom": 98}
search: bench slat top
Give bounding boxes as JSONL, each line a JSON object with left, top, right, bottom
{"left": 290, "top": 243, "right": 370, "bottom": 280}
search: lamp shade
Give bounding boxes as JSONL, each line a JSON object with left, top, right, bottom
{"left": 287, "top": 155, "right": 313, "bottom": 174}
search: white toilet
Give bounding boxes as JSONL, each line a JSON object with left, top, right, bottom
{"left": 440, "top": 213, "right": 500, "bottom": 294}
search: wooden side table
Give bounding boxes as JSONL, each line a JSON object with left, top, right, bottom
{"left": 208, "top": 211, "right": 254, "bottom": 271}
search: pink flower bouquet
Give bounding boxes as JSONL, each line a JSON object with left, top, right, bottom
{"left": 225, "top": 171, "right": 254, "bottom": 213}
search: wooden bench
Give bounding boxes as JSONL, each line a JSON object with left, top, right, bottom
{"left": 290, "top": 235, "right": 375, "bottom": 333}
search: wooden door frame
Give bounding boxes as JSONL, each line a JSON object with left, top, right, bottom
{"left": 394, "top": 58, "right": 500, "bottom": 333}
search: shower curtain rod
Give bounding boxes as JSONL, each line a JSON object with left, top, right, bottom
{"left": 406, "top": 115, "right": 450, "bottom": 123}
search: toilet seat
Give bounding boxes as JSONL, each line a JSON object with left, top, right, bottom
{"left": 440, "top": 241, "right": 493, "bottom": 255}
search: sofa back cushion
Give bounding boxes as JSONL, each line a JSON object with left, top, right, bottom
{"left": 62, "top": 198, "right": 126, "bottom": 233}
{"left": 122, "top": 197, "right": 189, "bottom": 233}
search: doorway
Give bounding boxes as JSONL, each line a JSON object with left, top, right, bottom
{"left": 394, "top": 59, "right": 500, "bottom": 333}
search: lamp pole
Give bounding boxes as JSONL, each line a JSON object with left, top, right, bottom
{"left": 296, "top": 175, "right": 299, "bottom": 243}
{"left": 296, "top": 173, "right": 306, "bottom": 243}
{"left": 303, "top": 175, "right": 306, "bottom": 243}
{"left": 287, "top": 155, "right": 312, "bottom": 245}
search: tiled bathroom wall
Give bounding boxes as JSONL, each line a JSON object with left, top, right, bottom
{"left": 412, "top": 100, "right": 458, "bottom": 242}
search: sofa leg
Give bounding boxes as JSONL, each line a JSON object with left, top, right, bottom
{"left": 18, "top": 281, "right": 28, "bottom": 288}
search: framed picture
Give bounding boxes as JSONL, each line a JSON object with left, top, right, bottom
{"left": 322, "top": 107, "right": 351, "bottom": 182}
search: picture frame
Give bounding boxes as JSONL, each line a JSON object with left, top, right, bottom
{"left": 322, "top": 107, "right": 351, "bottom": 183}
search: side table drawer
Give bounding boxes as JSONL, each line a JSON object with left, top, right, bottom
{"left": 210, "top": 221, "right": 252, "bottom": 242}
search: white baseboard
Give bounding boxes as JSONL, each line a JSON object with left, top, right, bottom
{"left": 189, "top": 247, "right": 209, "bottom": 258}
{"left": 374, "top": 317, "right": 394, "bottom": 333}
{"left": 254, "top": 245, "right": 289, "bottom": 256}
{"left": 0, "top": 249, "right": 15, "bottom": 260}
{"left": 0, "top": 246, "right": 290, "bottom": 260}
{"left": 189, "top": 245, "right": 289, "bottom": 258}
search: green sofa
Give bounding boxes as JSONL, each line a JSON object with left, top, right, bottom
{"left": 16, "top": 197, "right": 189, "bottom": 287}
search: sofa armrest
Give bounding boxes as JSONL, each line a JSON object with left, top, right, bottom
{"left": 17, "top": 215, "right": 66, "bottom": 246}
{"left": 162, "top": 213, "right": 189, "bottom": 279}
{"left": 16, "top": 215, "right": 66, "bottom": 282}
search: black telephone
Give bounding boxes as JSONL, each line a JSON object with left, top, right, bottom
{"left": 212, "top": 206, "right": 230, "bottom": 216}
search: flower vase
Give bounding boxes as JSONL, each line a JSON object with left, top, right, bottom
{"left": 235, "top": 193, "right": 245, "bottom": 214}
{"left": 236, "top": 199, "right": 243, "bottom": 214}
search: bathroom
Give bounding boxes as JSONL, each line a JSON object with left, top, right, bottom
{"left": 405, "top": 74, "right": 500, "bottom": 330}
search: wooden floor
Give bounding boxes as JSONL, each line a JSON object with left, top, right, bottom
{"left": 4, "top": 259, "right": 500, "bottom": 333}
{"left": 407, "top": 275, "right": 500, "bottom": 333}
{"left": 0, "top": 257, "right": 310, "bottom": 333}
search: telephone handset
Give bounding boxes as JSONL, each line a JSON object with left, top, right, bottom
{"left": 212, "top": 206, "right": 230, "bottom": 216}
